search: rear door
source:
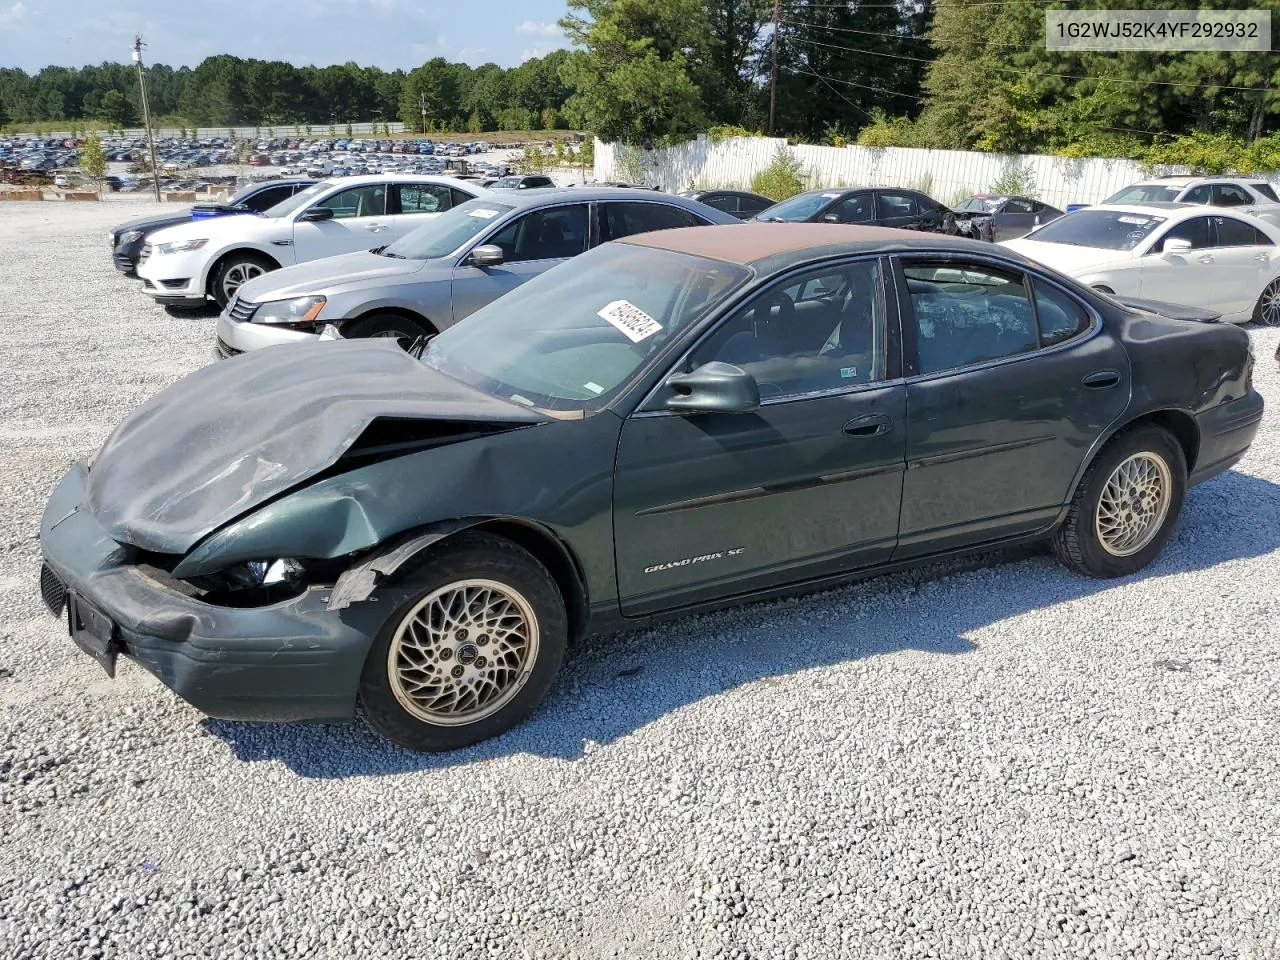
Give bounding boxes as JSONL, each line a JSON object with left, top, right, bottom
{"left": 995, "top": 197, "right": 1037, "bottom": 241}
{"left": 389, "top": 183, "right": 456, "bottom": 237}
{"left": 895, "top": 256, "right": 1129, "bottom": 555}
{"left": 1208, "top": 215, "right": 1276, "bottom": 316}
{"left": 875, "top": 191, "right": 923, "bottom": 230}
{"left": 449, "top": 202, "right": 590, "bottom": 323}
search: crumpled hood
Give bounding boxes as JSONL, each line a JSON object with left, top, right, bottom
{"left": 87, "top": 339, "right": 546, "bottom": 554}
{"left": 235, "top": 250, "right": 432, "bottom": 302}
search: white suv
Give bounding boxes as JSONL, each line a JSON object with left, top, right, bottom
{"left": 136, "top": 175, "right": 489, "bottom": 308}
{"left": 1102, "top": 176, "right": 1280, "bottom": 227}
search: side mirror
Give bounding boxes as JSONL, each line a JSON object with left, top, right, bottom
{"left": 821, "top": 213, "right": 840, "bottom": 223}
{"left": 467, "top": 244, "right": 505, "bottom": 268}
{"left": 301, "top": 206, "right": 334, "bottom": 222}
{"left": 663, "top": 361, "right": 761, "bottom": 414}
{"left": 1162, "top": 237, "right": 1192, "bottom": 256}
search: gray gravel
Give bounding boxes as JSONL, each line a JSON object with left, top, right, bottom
{"left": 2, "top": 200, "right": 1280, "bottom": 960}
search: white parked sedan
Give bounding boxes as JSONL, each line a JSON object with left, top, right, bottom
{"left": 136, "top": 175, "right": 489, "bottom": 308}
{"left": 1003, "top": 203, "right": 1280, "bottom": 325}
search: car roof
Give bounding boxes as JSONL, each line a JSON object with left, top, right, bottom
{"left": 491, "top": 186, "right": 714, "bottom": 207}
{"left": 1089, "top": 201, "right": 1195, "bottom": 216}
{"left": 317, "top": 174, "right": 485, "bottom": 189}
{"left": 620, "top": 222, "right": 1006, "bottom": 269}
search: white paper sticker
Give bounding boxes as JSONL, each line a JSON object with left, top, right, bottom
{"left": 468, "top": 208, "right": 500, "bottom": 219}
{"left": 583, "top": 381, "right": 605, "bottom": 395}
{"left": 1117, "top": 215, "right": 1152, "bottom": 225}
{"left": 822, "top": 192, "right": 840, "bottom": 198}
{"left": 597, "top": 299, "right": 663, "bottom": 343}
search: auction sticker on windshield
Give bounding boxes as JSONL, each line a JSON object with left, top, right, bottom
{"left": 598, "top": 300, "right": 663, "bottom": 343}
{"left": 468, "top": 208, "right": 501, "bottom": 218}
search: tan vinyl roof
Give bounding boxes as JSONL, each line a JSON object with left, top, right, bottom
{"left": 620, "top": 222, "right": 978, "bottom": 265}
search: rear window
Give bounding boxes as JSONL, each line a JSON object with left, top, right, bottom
{"left": 1103, "top": 184, "right": 1179, "bottom": 204}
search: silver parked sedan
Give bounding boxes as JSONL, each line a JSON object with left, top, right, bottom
{"left": 215, "top": 187, "right": 739, "bottom": 357}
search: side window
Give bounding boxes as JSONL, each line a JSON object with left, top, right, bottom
{"left": 395, "top": 184, "right": 452, "bottom": 213}
{"left": 738, "top": 195, "right": 773, "bottom": 217}
{"left": 487, "top": 204, "right": 588, "bottom": 262}
{"left": 242, "top": 185, "right": 292, "bottom": 212}
{"left": 1158, "top": 216, "right": 1213, "bottom": 251}
{"left": 1004, "top": 197, "right": 1034, "bottom": 214}
{"left": 701, "top": 194, "right": 740, "bottom": 214}
{"left": 876, "top": 191, "right": 918, "bottom": 219}
{"left": 1253, "top": 182, "right": 1280, "bottom": 203}
{"left": 691, "top": 260, "right": 886, "bottom": 397}
{"left": 1213, "top": 216, "right": 1267, "bottom": 247}
{"left": 828, "top": 193, "right": 873, "bottom": 223}
{"left": 1032, "top": 278, "right": 1092, "bottom": 346}
{"left": 1181, "top": 185, "right": 1213, "bottom": 205}
{"left": 904, "top": 261, "right": 1038, "bottom": 375}
{"left": 313, "top": 184, "right": 386, "bottom": 219}
{"left": 602, "top": 201, "right": 706, "bottom": 241}
{"left": 1213, "top": 184, "right": 1252, "bottom": 207}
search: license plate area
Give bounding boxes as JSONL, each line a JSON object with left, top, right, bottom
{"left": 67, "top": 592, "right": 119, "bottom": 678}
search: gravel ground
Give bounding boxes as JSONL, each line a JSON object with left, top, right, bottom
{"left": 2, "top": 201, "right": 1279, "bottom": 960}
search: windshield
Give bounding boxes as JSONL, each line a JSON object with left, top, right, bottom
{"left": 1103, "top": 184, "right": 1178, "bottom": 204}
{"left": 954, "top": 196, "right": 1000, "bottom": 212}
{"left": 1026, "top": 210, "right": 1167, "bottom": 250}
{"left": 262, "top": 181, "right": 330, "bottom": 218}
{"left": 755, "top": 191, "right": 838, "bottom": 222}
{"left": 380, "top": 199, "right": 515, "bottom": 259}
{"left": 491, "top": 177, "right": 523, "bottom": 188}
{"left": 422, "top": 243, "right": 749, "bottom": 413}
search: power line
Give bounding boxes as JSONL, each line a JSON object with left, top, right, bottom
{"left": 792, "top": 67, "right": 926, "bottom": 101}
{"left": 786, "top": 32, "right": 1277, "bottom": 92}
{"left": 801, "top": 68, "right": 879, "bottom": 118}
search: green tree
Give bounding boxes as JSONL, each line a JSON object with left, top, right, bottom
{"left": 399, "top": 58, "right": 457, "bottom": 132}
{"left": 81, "top": 132, "right": 106, "bottom": 191}
{"left": 94, "top": 89, "right": 134, "bottom": 126}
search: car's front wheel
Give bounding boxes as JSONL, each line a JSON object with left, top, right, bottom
{"left": 1053, "top": 425, "right": 1186, "bottom": 578}
{"left": 346, "top": 313, "right": 433, "bottom": 348}
{"left": 212, "top": 253, "right": 276, "bottom": 308}
{"left": 359, "top": 533, "right": 567, "bottom": 752}
{"left": 1254, "top": 277, "right": 1280, "bottom": 326}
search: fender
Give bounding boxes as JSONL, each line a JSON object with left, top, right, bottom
{"left": 328, "top": 518, "right": 483, "bottom": 610}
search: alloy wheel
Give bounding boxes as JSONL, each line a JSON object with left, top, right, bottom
{"left": 1094, "top": 452, "right": 1172, "bottom": 557}
{"left": 221, "top": 262, "right": 265, "bottom": 300}
{"left": 386, "top": 579, "right": 540, "bottom": 726}
{"left": 1260, "top": 279, "right": 1280, "bottom": 327}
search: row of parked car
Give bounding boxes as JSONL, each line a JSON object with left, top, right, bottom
{"left": 52, "top": 167, "right": 1269, "bottom": 753}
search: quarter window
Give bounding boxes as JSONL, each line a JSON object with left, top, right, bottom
{"left": 1032, "top": 278, "right": 1092, "bottom": 346}
{"left": 1253, "top": 183, "right": 1280, "bottom": 203}
{"left": 487, "top": 204, "right": 589, "bottom": 262}
{"left": 904, "top": 261, "right": 1038, "bottom": 374}
{"left": 693, "top": 260, "right": 886, "bottom": 397}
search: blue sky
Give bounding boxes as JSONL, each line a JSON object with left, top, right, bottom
{"left": 0, "top": 0, "right": 574, "bottom": 72}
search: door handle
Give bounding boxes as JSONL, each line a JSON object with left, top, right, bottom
{"left": 1082, "top": 370, "right": 1121, "bottom": 389}
{"left": 1254, "top": 253, "right": 1270, "bottom": 262}
{"left": 1196, "top": 254, "right": 1214, "bottom": 264}
{"left": 364, "top": 223, "right": 386, "bottom": 232}
{"left": 843, "top": 414, "right": 892, "bottom": 437}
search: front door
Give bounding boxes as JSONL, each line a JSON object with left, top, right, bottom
{"left": 896, "top": 257, "right": 1130, "bottom": 556}
{"left": 291, "top": 182, "right": 391, "bottom": 263}
{"left": 1138, "top": 214, "right": 1217, "bottom": 308}
{"left": 614, "top": 258, "right": 907, "bottom": 617}
{"left": 449, "top": 203, "right": 589, "bottom": 323}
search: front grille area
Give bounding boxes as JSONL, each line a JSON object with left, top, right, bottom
{"left": 138, "top": 242, "right": 152, "bottom": 265}
{"left": 227, "top": 295, "right": 258, "bottom": 323}
{"left": 215, "top": 337, "right": 243, "bottom": 359}
{"left": 40, "top": 563, "right": 66, "bottom": 616}
{"left": 113, "top": 252, "right": 137, "bottom": 273}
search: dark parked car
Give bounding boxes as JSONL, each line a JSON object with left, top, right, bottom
{"left": 951, "top": 194, "right": 1065, "bottom": 242}
{"left": 109, "top": 178, "right": 316, "bottom": 275}
{"left": 755, "top": 187, "right": 954, "bottom": 233}
{"left": 489, "top": 174, "right": 555, "bottom": 190}
{"left": 41, "top": 224, "right": 1261, "bottom": 752}
{"left": 679, "top": 189, "right": 775, "bottom": 220}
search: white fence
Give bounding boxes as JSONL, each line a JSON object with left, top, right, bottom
{"left": 594, "top": 135, "right": 1210, "bottom": 208}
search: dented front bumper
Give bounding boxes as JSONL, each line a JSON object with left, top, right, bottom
{"left": 38, "top": 464, "right": 382, "bottom": 723}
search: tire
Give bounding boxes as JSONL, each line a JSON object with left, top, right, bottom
{"left": 1052, "top": 425, "right": 1187, "bottom": 578}
{"left": 345, "top": 313, "right": 432, "bottom": 347}
{"left": 1253, "top": 277, "right": 1280, "bottom": 326}
{"left": 211, "top": 253, "right": 276, "bottom": 308}
{"left": 359, "top": 533, "right": 567, "bottom": 752}
{"left": 1091, "top": 284, "right": 1115, "bottom": 295}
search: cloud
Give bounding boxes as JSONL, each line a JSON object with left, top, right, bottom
{"left": 520, "top": 42, "right": 564, "bottom": 62}
{"left": 457, "top": 46, "right": 490, "bottom": 65}
{"left": 516, "top": 20, "right": 560, "bottom": 37}
{"left": 0, "top": 1, "right": 27, "bottom": 24}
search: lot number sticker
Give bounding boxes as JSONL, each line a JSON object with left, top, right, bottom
{"left": 598, "top": 300, "right": 663, "bottom": 343}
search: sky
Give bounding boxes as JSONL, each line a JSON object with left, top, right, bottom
{"left": 0, "top": 0, "right": 574, "bottom": 72}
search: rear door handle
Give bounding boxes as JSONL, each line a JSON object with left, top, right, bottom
{"left": 1082, "top": 370, "right": 1121, "bottom": 389}
{"left": 843, "top": 414, "right": 892, "bottom": 437}
{"left": 1254, "top": 253, "right": 1270, "bottom": 262}
{"left": 1197, "top": 254, "right": 1214, "bottom": 264}
{"left": 364, "top": 223, "right": 386, "bottom": 232}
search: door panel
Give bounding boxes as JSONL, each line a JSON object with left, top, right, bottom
{"left": 614, "top": 387, "right": 907, "bottom": 616}
{"left": 897, "top": 260, "right": 1129, "bottom": 555}
{"left": 1137, "top": 215, "right": 1217, "bottom": 309}
{"left": 291, "top": 183, "right": 391, "bottom": 263}
{"left": 875, "top": 191, "right": 923, "bottom": 230}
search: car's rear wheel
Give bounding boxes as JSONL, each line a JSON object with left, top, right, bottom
{"left": 1091, "top": 284, "right": 1115, "bottom": 295}
{"left": 346, "top": 313, "right": 433, "bottom": 348}
{"left": 1053, "top": 425, "right": 1186, "bottom": 578}
{"left": 359, "top": 533, "right": 567, "bottom": 752}
{"left": 1254, "top": 278, "right": 1280, "bottom": 326}
{"left": 212, "top": 253, "right": 275, "bottom": 308}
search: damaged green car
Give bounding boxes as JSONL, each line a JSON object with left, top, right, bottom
{"left": 40, "top": 224, "right": 1262, "bottom": 751}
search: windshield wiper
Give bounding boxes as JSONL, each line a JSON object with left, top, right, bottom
{"left": 370, "top": 245, "right": 405, "bottom": 258}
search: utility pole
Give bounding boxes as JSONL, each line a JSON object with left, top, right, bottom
{"left": 768, "top": 0, "right": 780, "bottom": 136}
{"left": 132, "top": 35, "right": 161, "bottom": 201}
{"left": 420, "top": 93, "right": 428, "bottom": 134}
